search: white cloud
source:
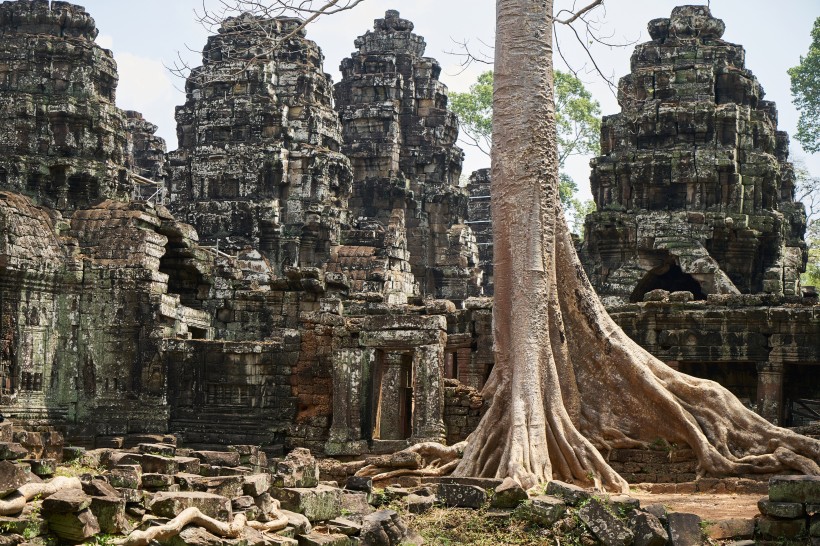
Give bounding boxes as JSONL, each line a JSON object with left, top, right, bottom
{"left": 113, "top": 52, "right": 182, "bottom": 148}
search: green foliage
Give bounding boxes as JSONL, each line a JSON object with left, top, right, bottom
{"left": 450, "top": 70, "right": 601, "bottom": 234}
{"left": 795, "top": 166, "right": 820, "bottom": 287}
{"left": 789, "top": 18, "right": 820, "bottom": 153}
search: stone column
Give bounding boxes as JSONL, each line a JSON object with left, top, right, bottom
{"left": 325, "top": 348, "right": 374, "bottom": 455}
{"left": 756, "top": 361, "right": 784, "bottom": 425}
{"left": 411, "top": 344, "right": 446, "bottom": 443}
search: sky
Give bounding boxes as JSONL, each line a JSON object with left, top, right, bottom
{"left": 76, "top": 0, "right": 819, "bottom": 201}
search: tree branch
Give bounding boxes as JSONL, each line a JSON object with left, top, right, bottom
{"left": 555, "top": 0, "right": 604, "bottom": 25}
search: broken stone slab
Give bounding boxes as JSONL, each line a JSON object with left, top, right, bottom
{"left": 341, "top": 490, "right": 374, "bottom": 515}
{"left": 82, "top": 478, "right": 120, "bottom": 498}
{"left": 179, "top": 474, "right": 245, "bottom": 498}
{"left": 345, "top": 476, "right": 373, "bottom": 493}
{"left": 148, "top": 491, "right": 232, "bottom": 520}
{"left": 138, "top": 443, "right": 176, "bottom": 457}
{"left": 0, "top": 443, "right": 27, "bottom": 461}
{"left": 360, "top": 509, "right": 421, "bottom": 546}
{"left": 703, "top": 518, "right": 755, "bottom": 540}
{"left": 0, "top": 514, "right": 47, "bottom": 537}
{"left": 90, "top": 495, "right": 128, "bottom": 534}
{"left": 514, "top": 495, "right": 566, "bottom": 526}
{"left": 769, "top": 475, "right": 820, "bottom": 503}
{"left": 46, "top": 508, "right": 100, "bottom": 542}
{"left": 117, "top": 487, "right": 143, "bottom": 504}
{"left": 272, "top": 484, "right": 343, "bottom": 522}
{"left": 437, "top": 482, "right": 486, "bottom": 508}
{"left": 274, "top": 448, "right": 320, "bottom": 488}
{"left": 243, "top": 473, "right": 272, "bottom": 497}
{"left": 667, "top": 512, "right": 703, "bottom": 546}
{"left": 108, "top": 465, "right": 142, "bottom": 489}
{"left": 545, "top": 480, "right": 591, "bottom": 506}
{"left": 491, "top": 476, "right": 528, "bottom": 508}
{"left": 629, "top": 509, "right": 668, "bottom": 546}
{"left": 758, "top": 497, "right": 804, "bottom": 518}
{"left": 176, "top": 456, "right": 201, "bottom": 474}
{"left": 0, "top": 460, "right": 27, "bottom": 497}
{"left": 327, "top": 517, "right": 363, "bottom": 536}
{"left": 643, "top": 503, "right": 668, "bottom": 524}
{"left": 757, "top": 515, "right": 807, "bottom": 539}
{"left": 578, "top": 498, "right": 634, "bottom": 546}
{"left": 193, "top": 450, "right": 241, "bottom": 467}
{"left": 41, "top": 488, "right": 92, "bottom": 514}
{"left": 108, "top": 452, "right": 143, "bottom": 467}
{"left": 142, "top": 473, "right": 177, "bottom": 491}
{"left": 405, "top": 493, "right": 435, "bottom": 514}
{"left": 297, "top": 532, "right": 352, "bottom": 546}
{"left": 141, "top": 453, "right": 179, "bottom": 474}
{"left": 62, "top": 446, "right": 86, "bottom": 462}
{"left": 232, "top": 495, "right": 255, "bottom": 511}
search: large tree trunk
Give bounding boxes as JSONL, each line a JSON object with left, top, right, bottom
{"left": 453, "top": 0, "right": 820, "bottom": 491}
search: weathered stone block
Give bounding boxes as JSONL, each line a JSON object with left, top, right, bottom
{"left": 297, "top": 532, "right": 351, "bottom": 546}
{"left": 514, "top": 495, "right": 566, "bottom": 526}
{"left": 138, "top": 443, "right": 176, "bottom": 457}
{"left": 142, "top": 473, "right": 176, "bottom": 490}
{"left": 272, "top": 484, "right": 343, "bottom": 522}
{"left": 578, "top": 498, "right": 634, "bottom": 546}
{"left": 46, "top": 509, "right": 100, "bottom": 542}
{"left": 176, "top": 456, "right": 201, "bottom": 474}
{"left": 810, "top": 515, "right": 820, "bottom": 537}
{"left": 341, "top": 490, "right": 373, "bottom": 515}
{"left": 141, "top": 453, "right": 179, "bottom": 474}
{"left": 90, "top": 495, "right": 128, "bottom": 534}
{"left": 769, "top": 475, "right": 820, "bottom": 503}
{"left": 41, "top": 488, "right": 92, "bottom": 514}
{"left": 193, "top": 451, "right": 241, "bottom": 467}
{"left": 0, "top": 443, "right": 26, "bottom": 461}
{"left": 23, "top": 459, "right": 55, "bottom": 477}
{"left": 180, "top": 475, "right": 245, "bottom": 498}
{"left": 546, "top": 480, "right": 591, "bottom": 506}
{"left": 667, "top": 512, "right": 703, "bottom": 546}
{"left": 406, "top": 493, "right": 435, "bottom": 514}
{"left": 437, "top": 482, "right": 486, "bottom": 508}
{"left": 629, "top": 510, "right": 668, "bottom": 546}
{"left": 703, "top": 518, "right": 755, "bottom": 540}
{"left": 243, "top": 473, "right": 271, "bottom": 497}
{"left": 109, "top": 465, "right": 141, "bottom": 489}
{"left": 345, "top": 476, "right": 373, "bottom": 493}
{"left": 0, "top": 460, "right": 27, "bottom": 496}
{"left": 360, "top": 509, "right": 422, "bottom": 546}
{"left": 758, "top": 497, "right": 805, "bottom": 518}
{"left": 757, "top": 515, "right": 807, "bottom": 539}
{"left": 149, "top": 491, "right": 232, "bottom": 520}
{"left": 274, "top": 448, "right": 319, "bottom": 488}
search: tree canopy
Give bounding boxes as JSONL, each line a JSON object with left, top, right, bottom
{"left": 789, "top": 17, "right": 820, "bottom": 154}
{"left": 450, "top": 70, "right": 600, "bottom": 233}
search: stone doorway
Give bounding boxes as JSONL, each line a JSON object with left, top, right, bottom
{"left": 371, "top": 351, "right": 414, "bottom": 442}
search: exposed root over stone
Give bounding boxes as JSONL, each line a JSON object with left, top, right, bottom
{"left": 354, "top": 441, "right": 466, "bottom": 482}
{"left": 0, "top": 476, "right": 82, "bottom": 516}
{"left": 114, "top": 507, "right": 247, "bottom": 546}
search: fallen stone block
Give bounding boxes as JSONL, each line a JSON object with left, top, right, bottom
{"left": 180, "top": 474, "right": 245, "bottom": 498}
{"left": 345, "top": 476, "right": 372, "bottom": 493}
{"left": 297, "top": 532, "right": 351, "bottom": 546}
{"left": 22, "top": 458, "right": 55, "bottom": 477}
{"left": 360, "top": 509, "right": 422, "bottom": 546}
{"left": 0, "top": 460, "right": 27, "bottom": 496}
{"left": 148, "top": 491, "right": 232, "bottom": 520}
{"left": 327, "top": 516, "right": 362, "bottom": 536}
{"left": 41, "top": 488, "right": 92, "bottom": 514}
{"left": 176, "top": 456, "right": 201, "bottom": 474}
{"left": 546, "top": 480, "right": 592, "bottom": 506}
{"left": 514, "top": 495, "right": 566, "bottom": 526}
{"left": 437, "top": 482, "right": 486, "bottom": 508}
{"left": 491, "top": 476, "right": 528, "bottom": 508}
{"left": 578, "top": 498, "right": 634, "bottom": 546}
{"left": 274, "top": 448, "right": 320, "bottom": 488}
{"left": 142, "top": 473, "right": 177, "bottom": 491}
{"left": 141, "top": 453, "right": 179, "bottom": 474}
{"left": 667, "top": 512, "right": 702, "bottom": 546}
{"left": 90, "top": 495, "right": 128, "bottom": 534}
{"left": 82, "top": 478, "right": 120, "bottom": 498}
{"left": 0, "top": 443, "right": 26, "bottom": 461}
{"left": 629, "top": 509, "right": 668, "bottom": 546}
{"left": 272, "top": 484, "right": 343, "bottom": 522}
{"left": 46, "top": 508, "right": 100, "bottom": 542}
{"left": 405, "top": 493, "right": 435, "bottom": 514}
{"left": 138, "top": 443, "right": 176, "bottom": 457}
{"left": 341, "top": 490, "right": 373, "bottom": 515}
{"left": 193, "top": 450, "right": 241, "bottom": 467}
{"left": 108, "top": 465, "right": 141, "bottom": 489}
{"left": 243, "top": 473, "right": 271, "bottom": 497}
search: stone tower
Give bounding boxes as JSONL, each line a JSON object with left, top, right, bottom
{"left": 0, "top": 0, "right": 133, "bottom": 212}
{"left": 580, "top": 5, "right": 807, "bottom": 306}
{"left": 167, "top": 14, "right": 352, "bottom": 272}
{"left": 335, "top": 10, "right": 481, "bottom": 302}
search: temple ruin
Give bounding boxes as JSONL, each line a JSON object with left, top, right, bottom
{"left": 0, "top": 0, "right": 817, "bottom": 468}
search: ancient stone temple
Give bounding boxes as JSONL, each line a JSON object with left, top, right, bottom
{"left": 580, "top": 5, "right": 806, "bottom": 306}
{"left": 0, "top": 1, "right": 495, "bottom": 456}
{"left": 0, "top": 0, "right": 132, "bottom": 212}
{"left": 167, "top": 14, "right": 352, "bottom": 273}
{"left": 579, "top": 6, "right": 820, "bottom": 426}
{"left": 335, "top": 10, "right": 481, "bottom": 302}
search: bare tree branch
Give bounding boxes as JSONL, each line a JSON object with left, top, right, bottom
{"left": 555, "top": 0, "right": 604, "bottom": 25}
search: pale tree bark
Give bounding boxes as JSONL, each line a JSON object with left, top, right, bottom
{"left": 452, "top": 0, "right": 820, "bottom": 491}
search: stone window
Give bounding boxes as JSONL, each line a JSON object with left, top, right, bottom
{"left": 19, "top": 371, "right": 42, "bottom": 392}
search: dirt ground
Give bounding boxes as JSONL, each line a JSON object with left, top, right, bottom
{"left": 631, "top": 491, "right": 761, "bottom": 521}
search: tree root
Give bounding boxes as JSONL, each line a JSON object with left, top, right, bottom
{"left": 353, "top": 441, "right": 466, "bottom": 481}
{"left": 114, "top": 507, "right": 247, "bottom": 546}
{"left": 0, "top": 476, "right": 82, "bottom": 516}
